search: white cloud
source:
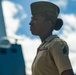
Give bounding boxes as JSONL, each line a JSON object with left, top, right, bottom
{"left": 52, "top": 0, "right": 68, "bottom": 8}
{"left": 59, "top": 13, "right": 76, "bottom": 73}
{"left": 61, "top": 14, "right": 76, "bottom": 27}
{"left": 60, "top": 14, "right": 76, "bottom": 39}
{"left": 37, "top": 0, "right": 67, "bottom": 9}
{"left": 69, "top": 52, "right": 76, "bottom": 73}
{"left": 16, "top": 4, "right": 27, "bottom": 20}
{"left": 19, "top": 36, "right": 41, "bottom": 74}
{"left": 2, "top": 1, "right": 27, "bottom": 37}
{"left": 2, "top": 1, "right": 20, "bottom": 36}
{"left": 8, "top": 35, "right": 41, "bottom": 74}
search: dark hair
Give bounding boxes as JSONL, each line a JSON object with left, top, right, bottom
{"left": 54, "top": 18, "right": 63, "bottom": 30}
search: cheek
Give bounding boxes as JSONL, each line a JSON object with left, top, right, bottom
{"left": 33, "top": 21, "right": 44, "bottom": 30}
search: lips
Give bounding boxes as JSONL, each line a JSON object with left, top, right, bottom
{"left": 30, "top": 27, "right": 31, "bottom": 31}
{"left": 30, "top": 25, "right": 35, "bottom": 32}
{"left": 30, "top": 26, "right": 32, "bottom": 31}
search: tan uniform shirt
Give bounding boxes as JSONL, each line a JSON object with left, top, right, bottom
{"left": 32, "top": 35, "right": 72, "bottom": 75}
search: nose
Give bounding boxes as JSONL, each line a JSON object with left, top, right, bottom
{"left": 29, "top": 20, "right": 32, "bottom": 26}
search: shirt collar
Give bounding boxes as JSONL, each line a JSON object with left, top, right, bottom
{"left": 44, "top": 35, "right": 58, "bottom": 42}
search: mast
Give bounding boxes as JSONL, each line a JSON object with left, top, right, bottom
{"left": 0, "top": 0, "right": 6, "bottom": 39}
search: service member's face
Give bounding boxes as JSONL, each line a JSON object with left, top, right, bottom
{"left": 29, "top": 14, "right": 50, "bottom": 36}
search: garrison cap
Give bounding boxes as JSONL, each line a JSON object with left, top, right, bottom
{"left": 30, "top": 1, "right": 60, "bottom": 16}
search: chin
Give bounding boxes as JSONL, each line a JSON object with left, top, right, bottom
{"left": 30, "top": 30, "right": 40, "bottom": 35}
{"left": 32, "top": 33, "right": 38, "bottom": 35}
{"left": 31, "top": 32, "right": 38, "bottom": 36}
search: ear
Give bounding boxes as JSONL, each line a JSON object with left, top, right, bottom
{"left": 44, "top": 20, "right": 53, "bottom": 30}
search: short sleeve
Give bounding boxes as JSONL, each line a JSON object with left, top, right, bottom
{"left": 49, "top": 39, "right": 72, "bottom": 74}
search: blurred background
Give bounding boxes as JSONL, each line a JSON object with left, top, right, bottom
{"left": 1, "top": 0, "right": 76, "bottom": 75}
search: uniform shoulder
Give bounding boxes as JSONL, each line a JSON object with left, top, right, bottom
{"left": 53, "top": 37, "right": 67, "bottom": 45}
{"left": 48, "top": 36, "right": 68, "bottom": 49}
{"left": 48, "top": 37, "right": 69, "bottom": 55}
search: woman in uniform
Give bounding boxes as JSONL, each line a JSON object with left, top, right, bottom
{"left": 29, "top": 1, "right": 74, "bottom": 75}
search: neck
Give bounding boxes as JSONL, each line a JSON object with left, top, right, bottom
{"left": 39, "top": 30, "right": 52, "bottom": 42}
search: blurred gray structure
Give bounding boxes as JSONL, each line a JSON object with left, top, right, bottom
{"left": 0, "top": 0, "right": 26, "bottom": 75}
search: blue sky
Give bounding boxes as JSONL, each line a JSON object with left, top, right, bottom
{"left": 5, "top": 0, "right": 76, "bottom": 38}
{"left": 1, "top": 0, "right": 76, "bottom": 74}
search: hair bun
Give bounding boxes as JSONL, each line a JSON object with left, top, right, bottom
{"left": 54, "top": 18, "right": 63, "bottom": 30}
